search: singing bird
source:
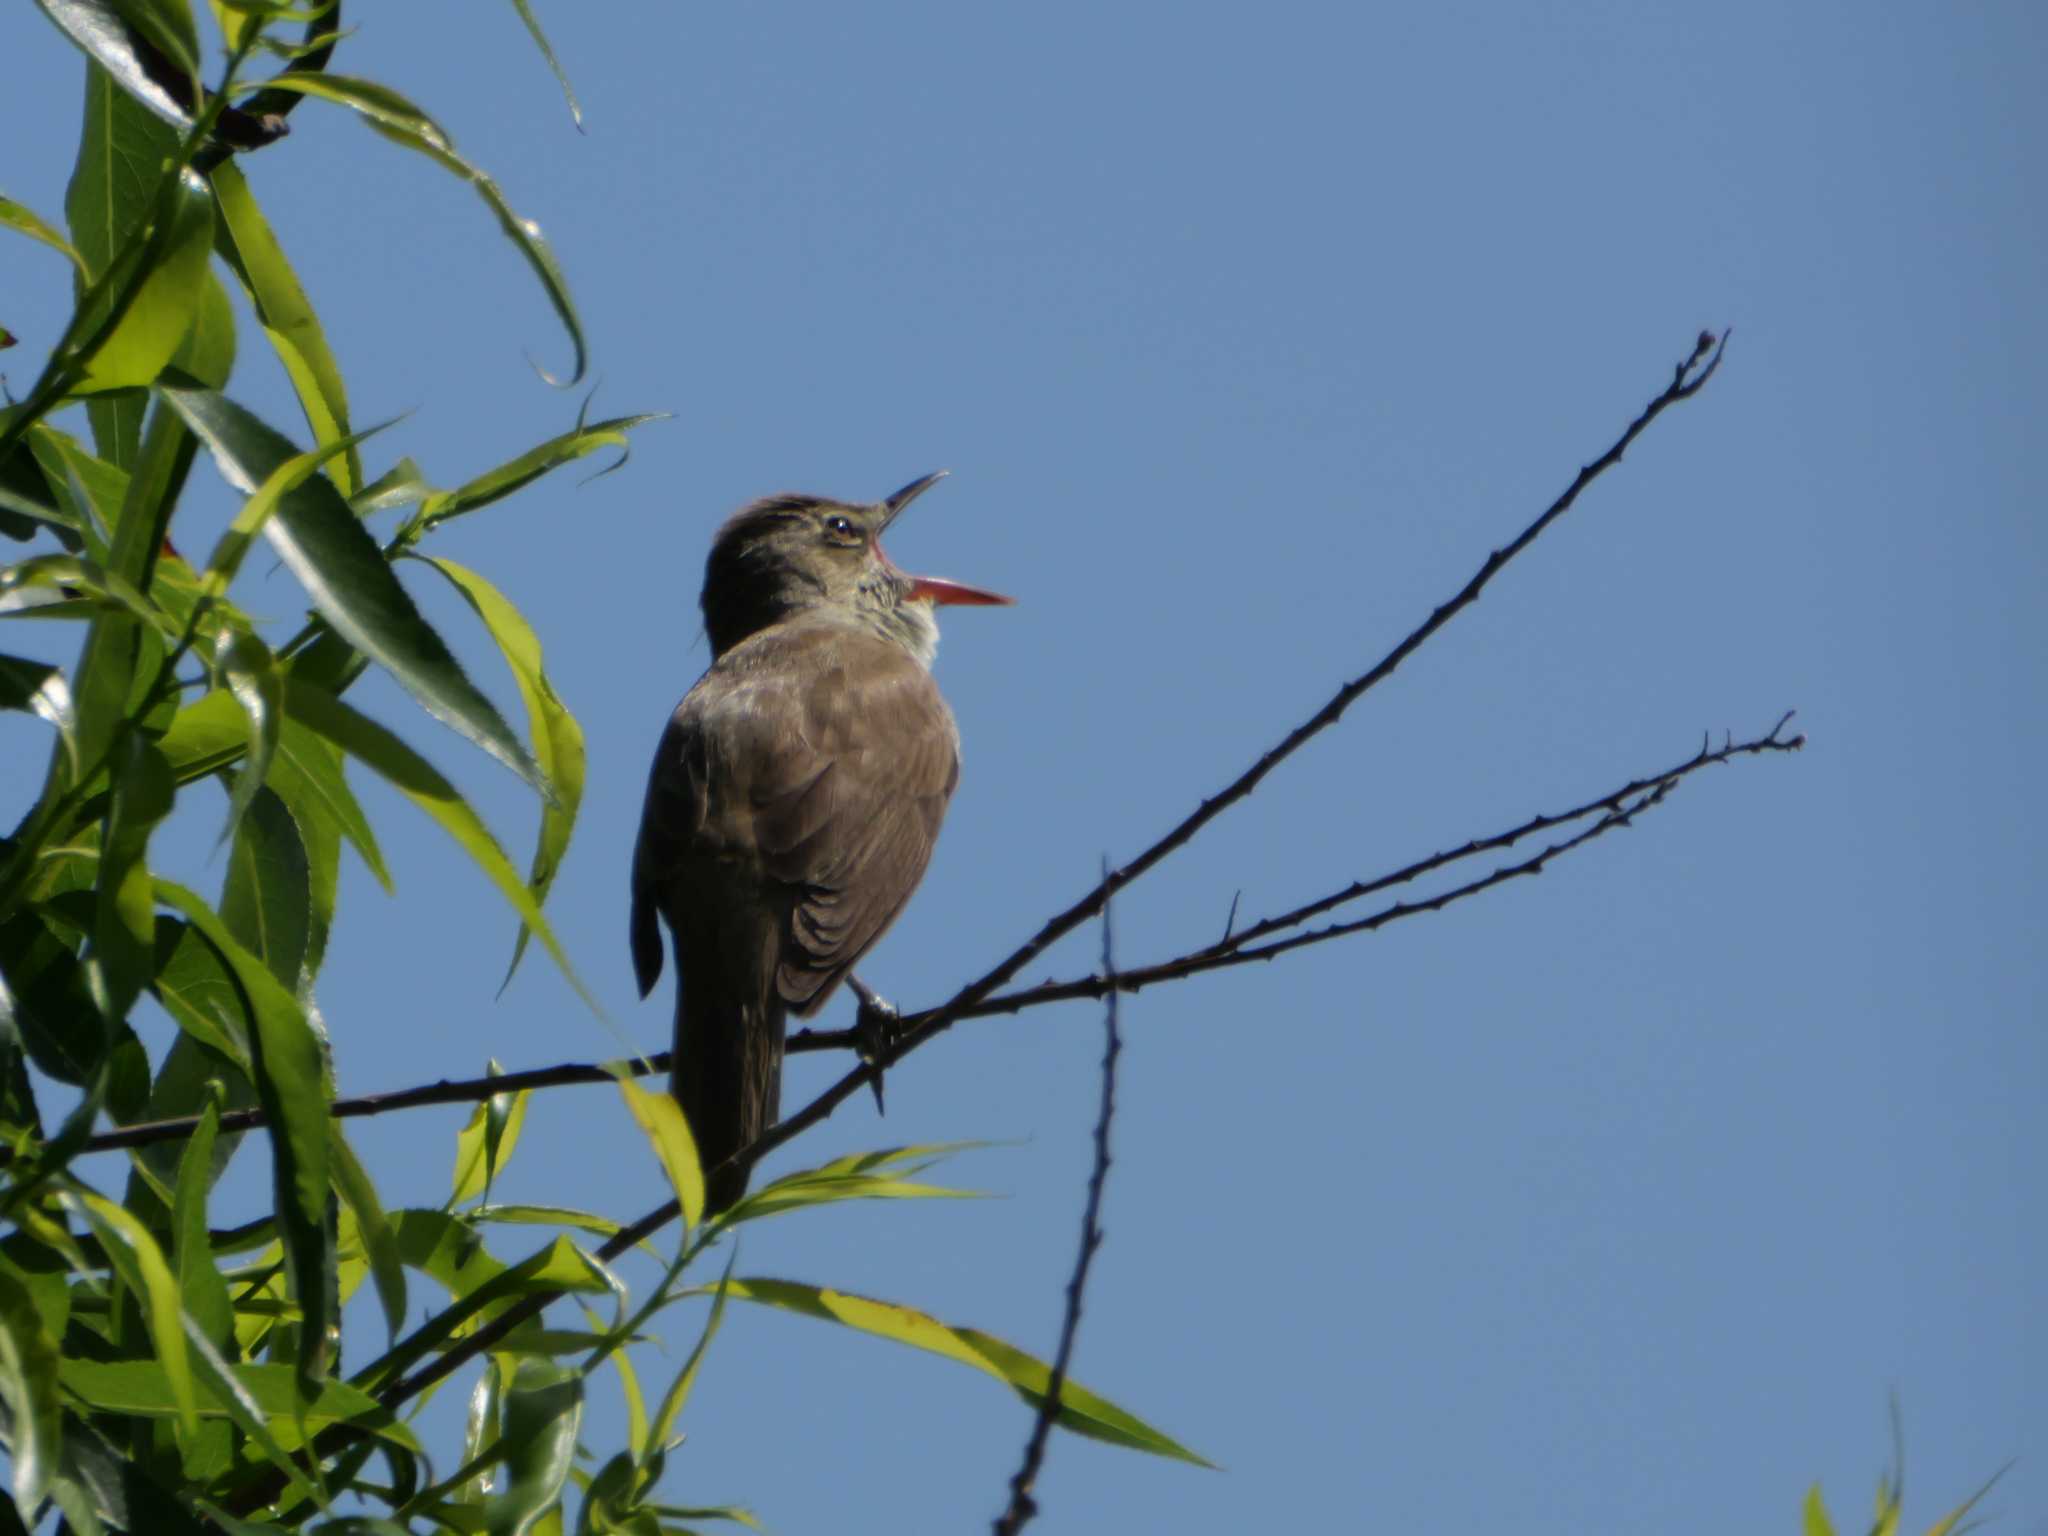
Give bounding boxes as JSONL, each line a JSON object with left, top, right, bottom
{"left": 630, "top": 473, "right": 1009, "bottom": 1212}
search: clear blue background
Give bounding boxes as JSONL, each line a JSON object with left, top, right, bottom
{"left": 3, "top": 3, "right": 2041, "bottom": 1532}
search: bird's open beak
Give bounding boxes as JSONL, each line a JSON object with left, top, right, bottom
{"left": 879, "top": 471, "right": 1014, "bottom": 607}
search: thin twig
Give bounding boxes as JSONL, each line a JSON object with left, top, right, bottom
{"left": 229, "top": 332, "right": 1742, "bottom": 1489}
{"left": 46, "top": 704, "right": 1792, "bottom": 1174}
{"left": 994, "top": 870, "right": 1121, "bottom": 1536}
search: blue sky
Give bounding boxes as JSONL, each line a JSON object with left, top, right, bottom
{"left": 2, "top": 3, "right": 2041, "bottom": 1532}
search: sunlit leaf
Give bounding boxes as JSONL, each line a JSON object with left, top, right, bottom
{"left": 451, "top": 1076, "right": 530, "bottom": 1207}
{"left": 248, "top": 73, "right": 586, "bottom": 383}
{"left": 168, "top": 266, "right": 236, "bottom": 388}
{"left": 413, "top": 557, "right": 584, "bottom": 988}
{"left": 72, "top": 169, "right": 214, "bottom": 396}
{"left": 64, "top": 61, "right": 180, "bottom": 465}
{"left": 63, "top": 1189, "right": 200, "bottom": 1436}
{"left": 214, "top": 631, "right": 284, "bottom": 853}
{"left": 410, "top": 413, "right": 664, "bottom": 534}
{"left": 0, "top": 1260, "right": 62, "bottom": 1508}
{"left": 646, "top": 1253, "right": 734, "bottom": 1458}
{"left": 0, "top": 193, "right": 88, "bottom": 276}
{"left": 615, "top": 1074, "right": 703, "bottom": 1232}
{"left": 58, "top": 1357, "right": 420, "bottom": 1454}
{"left": 160, "top": 382, "right": 548, "bottom": 793}
{"left": 281, "top": 679, "right": 599, "bottom": 1017}
{"left": 713, "top": 1278, "right": 1213, "bottom": 1467}
{"left": 209, "top": 161, "right": 362, "bottom": 496}
{"left": 36, "top": 0, "right": 203, "bottom": 124}
{"left": 0, "top": 654, "right": 78, "bottom": 773}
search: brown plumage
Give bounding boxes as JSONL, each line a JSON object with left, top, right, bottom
{"left": 631, "top": 474, "right": 1008, "bottom": 1212}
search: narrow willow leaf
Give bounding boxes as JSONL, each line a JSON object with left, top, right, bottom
{"left": 168, "top": 267, "right": 235, "bottom": 389}
{"left": 615, "top": 1074, "right": 703, "bottom": 1232}
{"left": 0, "top": 654, "right": 78, "bottom": 773}
{"left": 481, "top": 1360, "right": 582, "bottom": 1536}
{"left": 59, "top": 1356, "right": 419, "bottom": 1455}
{"left": 148, "top": 918, "right": 251, "bottom": 1068}
{"left": 64, "top": 1189, "right": 200, "bottom": 1436}
{"left": 153, "top": 878, "right": 332, "bottom": 1391}
{"left": 65, "top": 62, "right": 179, "bottom": 466}
{"left": 0, "top": 194, "right": 88, "bottom": 275}
{"left": 714, "top": 1278, "right": 1214, "bottom": 1467}
{"left": 25, "top": 422, "right": 126, "bottom": 549}
{"left": 215, "top": 631, "right": 284, "bottom": 853}
{"left": 201, "top": 424, "right": 385, "bottom": 601}
{"left": 349, "top": 455, "right": 432, "bottom": 517}
{"left": 38, "top": 1, "right": 199, "bottom": 129}
{"left": 413, "top": 556, "right": 585, "bottom": 988}
{"left": 0, "top": 908, "right": 110, "bottom": 1087}
{"left": 0, "top": 554, "right": 165, "bottom": 628}
{"left": 72, "top": 169, "right": 214, "bottom": 396}
{"left": 160, "top": 383, "right": 548, "bottom": 793}
{"left": 412, "top": 413, "right": 664, "bottom": 533}
{"left": 450, "top": 1077, "right": 530, "bottom": 1207}
{"left": 249, "top": 73, "right": 586, "bottom": 383}
{"left": 170, "top": 1092, "right": 233, "bottom": 1347}
{"left": 0, "top": 1261, "right": 62, "bottom": 1508}
{"left": 281, "top": 680, "right": 600, "bottom": 1017}
{"left": 92, "top": 733, "right": 174, "bottom": 1025}
{"left": 646, "top": 1253, "right": 734, "bottom": 1456}
{"left": 219, "top": 782, "right": 310, "bottom": 990}
{"left": 0, "top": 433, "right": 90, "bottom": 545}
{"left": 329, "top": 1128, "right": 407, "bottom": 1344}
{"left": 460, "top": 1356, "right": 503, "bottom": 1504}
{"left": 208, "top": 161, "right": 361, "bottom": 496}
{"left": 499, "top": 0, "right": 583, "bottom": 129}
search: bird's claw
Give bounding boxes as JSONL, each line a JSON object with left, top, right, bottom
{"left": 847, "top": 976, "right": 902, "bottom": 1116}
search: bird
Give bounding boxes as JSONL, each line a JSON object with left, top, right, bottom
{"left": 630, "top": 472, "right": 1010, "bottom": 1213}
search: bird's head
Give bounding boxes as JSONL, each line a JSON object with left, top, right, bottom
{"left": 699, "top": 472, "right": 1011, "bottom": 664}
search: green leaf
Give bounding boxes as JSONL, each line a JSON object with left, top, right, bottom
{"left": 92, "top": 733, "right": 174, "bottom": 1025}
{"left": 170, "top": 1091, "right": 234, "bottom": 1348}
{"left": 64, "top": 61, "right": 181, "bottom": 466}
{"left": 64, "top": 1188, "right": 200, "bottom": 1436}
{"left": 169, "top": 266, "right": 236, "bottom": 389}
{"left": 482, "top": 1360, "right": 582, "bottom": 1536}
{"left": 154, "top": 878, "right": 333, "bottom": 1391}
{"left": 215, "top": 631, "right": 284, "bottom": 854}
{"left": 723, "top": 1142, "right": 981, "bottom": 1225}
{"left": 209, "top": 161, "right": 361, "bottom": 496}
{"left": 0, "top": 1259, "right": 62, "bottom": 1508}
{"left": 714, "top": 1278, "right": 1213, "bottom": 1467}
{"left": 58, "top": 1357, "right": 420, "bottom": 1455}
{"left": 350, "top": 456, "right": 432, "bottom": 517}
{"left": 38, "top": 1, "right": 200, "bottom": 127}
{"left": 645, "top": 1253, "right": 734, "bottom": 1458}
{"left": 0, "top": 193, "right": 88, "bottom": 276}
{"left": 330, "top": 1128, "right": 408, "bottom": 1344}
{"left": 25, "top": 422, "right": 125, "bottom": 548}
{"left": 451, "top": 1076, "right": 531, "bottom": 1207}
{"left": 281, "top": 679, "right": 600, "bottom": 1017}
{"left": 0, "top": 553, "right": 165, "bottom": 628}
{"left": 250, "top": 73, "right": 586, "bottom": 383}
{"left": 499, "top": 0, "right": 584, "bottom": 129}
{"left": 219, "top": 781, "right": 310, "bottom": 990}
{"left": 0, "top": 653, "right": 79, "bottom": 773}
{"left": 411, "top": 413, "right": 664, "bottom": 535}
{"left": 460, "top": 1355, "right": 504, "bottom": 1504}
{"left": 414, "top": 556, "right": 585, "bottom": 988}
{"left": 0, "top": 907, "right": 112, "bottom": 1087}
{"left": 149, "top": 916, "right": 251, "bottom": 1068}
{"left": 159, "top": 382, "right": 549, "bottom": 793}
{"left": 72, "top": 169, "right": 215, "bottom": 396}
{"left": 615, "top": 1074, "right": 703, "bottom": 1232}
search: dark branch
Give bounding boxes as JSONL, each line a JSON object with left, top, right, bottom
{"left": 226, "top": 333, "right": 1744, "bottom": 1476}
{"left": 994, "top": 876, "right": 1121, "bottom": 1536}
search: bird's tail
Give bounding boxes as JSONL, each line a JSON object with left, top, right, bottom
{"left": 672, "top": 937, "right": 786, "bottom": 1216}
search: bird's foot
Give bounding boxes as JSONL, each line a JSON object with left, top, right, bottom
{"left": 847, "top": 975, "right": 902, "bottom": 1116}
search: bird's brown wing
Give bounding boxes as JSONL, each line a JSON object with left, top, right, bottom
{"left": 631, "top": 619, "right": 960, "bottom": 1013}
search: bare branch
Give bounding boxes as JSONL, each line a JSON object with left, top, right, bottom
{"left": 994, "top": 873, "right": 1121, "bottom": 1536}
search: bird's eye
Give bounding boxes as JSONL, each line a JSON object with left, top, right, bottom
{"left": 824, "top": 514, "right": 856, "bottom": 538}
